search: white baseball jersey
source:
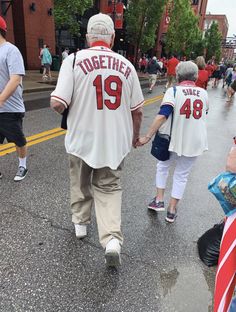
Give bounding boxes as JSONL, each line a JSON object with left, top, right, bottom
{"left": 51, "top": 44, "right": 144, "bottom": 169}
{"left": 159, "top": 81, "right": 209, "bottom": 157}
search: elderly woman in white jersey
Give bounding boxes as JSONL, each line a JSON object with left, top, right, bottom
{"left": 138, "top": 61, "right": 209, "bottom": 223}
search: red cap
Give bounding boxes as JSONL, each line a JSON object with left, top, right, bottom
{"left": 0, "top": 16, "right": 7, "bottom": 32}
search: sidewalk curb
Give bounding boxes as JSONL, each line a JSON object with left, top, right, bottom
{"left": 23, "top": 87, "right": 55, "bottom": 94}
{"left": 22, "top": 77, "right": 167, "bottom": 94}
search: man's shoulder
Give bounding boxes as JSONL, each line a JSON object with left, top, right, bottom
{"left": 2, "top": 41, "right": 19, "bottom": 53}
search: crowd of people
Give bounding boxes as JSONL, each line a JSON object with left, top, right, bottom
{"left": 138, "top": 51, "right": 236, "bottom": 103}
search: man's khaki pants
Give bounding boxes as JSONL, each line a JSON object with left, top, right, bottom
{"left": 69, "top": 154, "right": 123, "bottom": 248}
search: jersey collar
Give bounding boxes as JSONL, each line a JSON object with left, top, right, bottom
{"left": 90, "top": 41, "right": 111, "bottom": 49}
{"left": 179, "top": 81, "right": 196, "bottom": 87}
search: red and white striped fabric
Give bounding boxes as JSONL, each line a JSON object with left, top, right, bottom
{"left": 214, "top": 212, "right": 236, "bottom": 312}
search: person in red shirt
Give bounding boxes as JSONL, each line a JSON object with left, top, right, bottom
{"left": 165, "top": 54, "right": 179, "bottom": 90}
{"left": 205, "top": 61, "right": 214, "bottom": 79}
{"left": 195, "top": 56, "right": 209, "bottom": 90}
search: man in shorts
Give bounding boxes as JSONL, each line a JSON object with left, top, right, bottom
{"left": 147, "top": 56, "right": 162, "bottom": 93}
{"left": 0, "top": 16, "right": 28, "bottom": 181}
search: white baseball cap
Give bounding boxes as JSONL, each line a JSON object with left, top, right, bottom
{"left": 87, "top": 13, "right": 115, "bottom": 35}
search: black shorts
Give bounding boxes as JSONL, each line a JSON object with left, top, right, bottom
{"left": 43, "top": 63, "right": 51, "bottom": 70}
{"left": 0, "top": 113, "right": 27, "bottom": 147}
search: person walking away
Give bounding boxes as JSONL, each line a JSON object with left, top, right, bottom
{"left": 41, "top": 45, "right": 52, "bottom": 81}
{"left": 224, "top": 64, "right": 233, "bottom": 89}
{"left": 140, "top": 56, "right": 147, "bottom": 73}
{"left": 226, "top": 66, "right": 236, "bottom": 102}
{"left": 50, "top": 13, "right": 144, "bottom": 268}
{"left": 137, "top": 61, "right": 208, "bottom": 223}
{"left": 219, "top": 62, "right": 227, "bottom": 87}
{"left": 0, "top": 16, "right": 28, "bottom": 181}
{"left": 62, "top": 48, "right": 69, "bottom": 61}
{"left": 205, "top": 60, "right": 214, "bottom": 86}
{"left": 157, "top": 58, "right": 163, "bottom": 71}
{"left": 195, "top": 56, "right": 209, "bottom": 90}
{"left": 165, "top": 54, "right": 179, "bottom": 90}
{"left": 147, "top": 56, "right": 162, "bottom": 93}
{"left": 212, "top": 63, "right": 221, "bottom": 88}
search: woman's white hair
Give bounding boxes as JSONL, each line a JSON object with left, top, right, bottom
{"left": 87, "top": 13, "right": 115, "bottom": 45}
{"left": 176, "top": 61, "right": 198, "bottom": 83}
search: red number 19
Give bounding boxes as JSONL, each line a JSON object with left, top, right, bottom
{"left": 93, "top": 75, "right": 122, "bottom": 110}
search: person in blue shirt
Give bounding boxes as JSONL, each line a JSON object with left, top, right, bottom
{"left": 40, "top": 44, "right": 52, "bottom": 80}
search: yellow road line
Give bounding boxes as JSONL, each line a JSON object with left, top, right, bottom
{"left": 0, "top": 127, "right": 64, "bottom": 152}
{"left": 0, "top": 94, "right": 163, "bottom": 157}
{"left": 0, "top": 129, "right": 66, "bottom": 156}
{"left": 144, "top": 95, "right": 163, "bottom": 106}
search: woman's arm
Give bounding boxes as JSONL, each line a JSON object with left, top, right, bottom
{"left": 137, "top": 114, "right": 167, "bottom": 146}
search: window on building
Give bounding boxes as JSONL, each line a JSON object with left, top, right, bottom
{"left": 192, "top": 0, "right": 199, "bottom": 5}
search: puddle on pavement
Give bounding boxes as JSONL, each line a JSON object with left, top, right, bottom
{"left": 158, "top": 265, "right": 215, "bottom": 312}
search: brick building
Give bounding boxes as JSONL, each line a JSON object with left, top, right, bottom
{"left": 204, "top": 14, "right": 229, "bottom": 40}
{"left": 156, "top": 0, "right": 208, "bottom": 57}
{"left": 0, "top": 0, "right": 55, "bottom": 69}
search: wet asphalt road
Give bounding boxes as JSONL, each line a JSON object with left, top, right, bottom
{"left": 1, "top": 82, "right": 236, "bottom": 312}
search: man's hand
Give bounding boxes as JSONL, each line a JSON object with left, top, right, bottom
{"left": 132, "top": 136, "right": 139, "bottom": 148}
{"left": 50, "top": 100, "right": 66, "bottom": 114}
{"left": 136, "top": 136, "right": 151, "bottom": 147}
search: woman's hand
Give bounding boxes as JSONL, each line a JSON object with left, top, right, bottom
{"left": 136, "top": 136, "right": 151, "bottom": 147}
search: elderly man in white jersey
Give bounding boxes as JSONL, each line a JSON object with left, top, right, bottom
{"left": 50, "top": 13, "right": 144, "bottom": 267}
{"left": 138, "top": 61, "right": 208, "bottom": 223}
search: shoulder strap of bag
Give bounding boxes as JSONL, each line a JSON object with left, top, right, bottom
{"left": 72, "top": 51, "right": 77, "bottom": 69}
{"left": 170, "top": 86, "right": 176, "bottom": 137}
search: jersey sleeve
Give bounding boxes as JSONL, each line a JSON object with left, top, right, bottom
{"left": 51, "top": 56, "right": 74, "bottom": 108}
{"left": 160, "top": 87, "right": 175, "bottom": 108}
{"left": 7, "top": 47, "right": 25, "bottom": 76}
{"left": 130, "top": 70, "right": 144, "bottom": 111}
{"left": 205, "top": 91, "right": 209, "bottom": 113}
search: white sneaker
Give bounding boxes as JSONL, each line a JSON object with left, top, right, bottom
{"left": 14, "top": 166, "right": 28, "bottom": 182}
{"left": 105, "top": 238, "right": 121, "bottom": 268}
{"left": 74, "top": 224, "right": 87, "bottom": 239}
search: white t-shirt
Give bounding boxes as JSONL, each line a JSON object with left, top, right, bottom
{"left": 62, "top": 51, "right": 69, "bottom": 61}
{"left": 159, "top": 82, "right": 209, "bottom": 157}
{"left": 51, "top": 45, "right": 144, "bottom": 169}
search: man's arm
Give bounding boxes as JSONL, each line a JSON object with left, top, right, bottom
{"left": 0, "top": 75, "right": 22, "bottom": 106}
{"left": 131, "top": 107, "right": 143, "bottom": 148}
{"left": 50, "top": 99, "right": 66, "bottom": 114}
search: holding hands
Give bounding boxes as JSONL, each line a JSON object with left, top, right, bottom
{"left": 133, "top": 135, "right": 152, "bottom": 148}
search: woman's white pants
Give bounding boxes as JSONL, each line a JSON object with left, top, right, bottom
{"left": 156, "top": 152, "right": 197, "bottom": 200}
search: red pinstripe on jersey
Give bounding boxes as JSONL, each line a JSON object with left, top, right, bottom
{"left": 214, "top": 214, "right": 236, "bottom": 312}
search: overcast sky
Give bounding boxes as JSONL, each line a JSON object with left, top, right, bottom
{"left": 206, "top": 0, "right": 236, "bottom": 37}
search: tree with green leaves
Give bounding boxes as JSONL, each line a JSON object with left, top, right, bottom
{"left": 204, "top": 21, "right": 222, "bottom": 62}
{"left": 125, "top": 0, "right": 167, "bottom": 65}
{"left": 165, "top": 0, "right": 204, "bottom": 58}
{"left": 54, "top": 0, "right": 93, "bottom": 35}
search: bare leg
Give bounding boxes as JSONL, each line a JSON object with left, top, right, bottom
{"left": 16, "top": 145, "right": 27, "bottom": 158}
{"left": 42, "top": 67, "right": 46, "bottom": 78}
{"left": 156, "top": 188, "right": 165, "bottom": 201}
{"left": 48, "top": 68, "right": 52, "bottom": 80}
{"left": 168, "top": 197, "right": 179, "bottom": 213}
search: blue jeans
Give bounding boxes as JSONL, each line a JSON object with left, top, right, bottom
{"left": 229, "top": 296, "right": 236, "bottom": 312}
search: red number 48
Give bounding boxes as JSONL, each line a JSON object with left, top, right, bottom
{"left": 180, "top": 99, "right": 203, "bottom": 119}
